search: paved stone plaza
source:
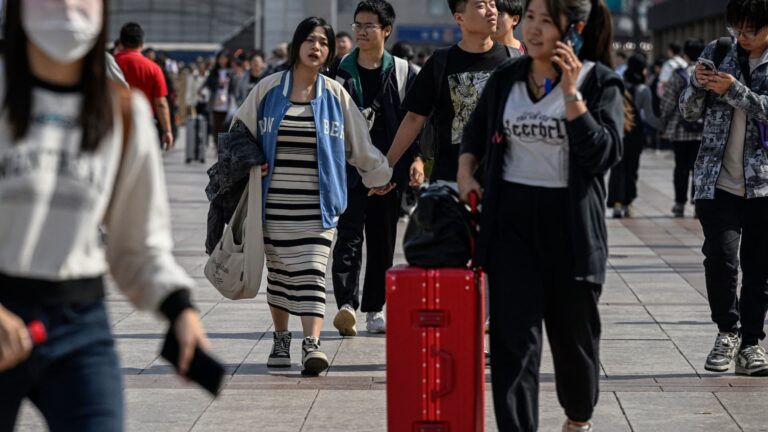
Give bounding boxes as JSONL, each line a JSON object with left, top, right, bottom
{"left": 14, "top": 132, "right": 768, "bottom": 431}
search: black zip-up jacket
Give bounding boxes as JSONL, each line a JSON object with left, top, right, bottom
{"left": 460, "top": 57, "right": 624, "bottom": 284}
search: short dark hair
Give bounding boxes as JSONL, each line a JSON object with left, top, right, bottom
{"left": 497, "top": 0, "right": 523, "bottom": 16}
{"left": 391, "top": 41, "right": 416, "bottom": 61}
{"left": 336, "top": 31, "right": 352, "bottom": 40}
{"left": 447, "top": 0, "right": 468, "bottom": 14}
{"left": 354, "top": 0, "right": 396, "bottom": 28}
{"left": 288, "top": 17, "right": 337, "bottom": 71}
{"left": 668, "top": 42, "right": 682, "bottom": 55}
{"left": 250, "top": 50, "right": 265, "bottom": 61}
{"left": 727, "top": 0, "right": 768, "bottom": 31}
{"left": 683, "top": 38, "right": 706, "bottom": 61}
{"left": 120, "top": 22, "right": 144, "bottom": 49}
{"left": 624, "top": 52, "right": 648, "bottom": 85}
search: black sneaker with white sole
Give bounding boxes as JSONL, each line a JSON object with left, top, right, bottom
{"left": 267, "top": 331, "right": 291, "bottom": 368}
{"left": 301, "top": 336, "right": 329, "bottom": 376}
{"left": 704, "top": 332, "right": 740, "bottom": 372}
{"left": 736, "top": 345, "right": 768, "bottom": 376}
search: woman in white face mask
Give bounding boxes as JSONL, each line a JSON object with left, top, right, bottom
{"left": 0, "top": 1, "right": 211, "bottom": 430}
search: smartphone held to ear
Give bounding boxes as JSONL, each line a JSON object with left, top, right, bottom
{"left": 563, "top": 24, "right": 584, "bottom": 56}
{"left": 161, "top": 326, "right": 225, "bottom": 396}
{"left": 552, "top": 23, "right": 584, "bottom": 77}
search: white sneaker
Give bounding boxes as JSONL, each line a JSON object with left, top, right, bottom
{"left": 333, "top": 304, "right": 357, "bottom": 336}
{"left": 735, "top": 345, "right": 768, "bottom": 376}
{"left": 366, "top": 311, "right": 386, "bottom": 334}
{"left": 562, "top": 420, "right": 593, "bottom": 431}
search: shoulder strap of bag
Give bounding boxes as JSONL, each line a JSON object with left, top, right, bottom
{"left": 713, "top": 37, "right": 732, "bottom": 69}
{"left": 106, "top": 82, "right": 133, "bottom": 218}
{"left": 393, "top": 56, "right": 409, "bottom": 103}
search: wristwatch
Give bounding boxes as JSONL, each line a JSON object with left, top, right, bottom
{"left": 564, "top": 91, "right": 584, "bottom": 103}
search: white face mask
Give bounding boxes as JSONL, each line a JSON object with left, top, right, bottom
{"left": 21, "top": 0, "right": 103, "bottom": 64}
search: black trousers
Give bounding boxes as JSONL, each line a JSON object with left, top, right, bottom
{"left": 607, "top": 135, "right": 643, "bottom": 206}
{"left": 695, "top": 190, "right": 768, "bottom": 346}
{"left": 488, "top": 182, "right": 602, "bottom": 431}
{"left": 332, "top": 183, "right": 400, "bottom": 312}
{"left": 673, "top": 140, "right": 701, "bottom": 205}
{"left": 211, "top": 111, "right": 228, "bottom": 148}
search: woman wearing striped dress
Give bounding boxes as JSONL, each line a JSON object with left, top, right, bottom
{"left": 233, "top": 17, "right": 393, "bottom": 376}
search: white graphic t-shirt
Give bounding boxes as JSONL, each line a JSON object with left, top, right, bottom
{"left": 502, "top": 61, "right": 595, "bottom": 188}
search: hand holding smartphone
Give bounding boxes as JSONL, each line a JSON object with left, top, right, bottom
{"left": 161, "top": 326, "right": 224, "bottom": 396}
{"left": 697, "top": 58, "right": 718, "bottom": 75}
{"left": 562, "top": 24, "right": 584, "bottom": 56}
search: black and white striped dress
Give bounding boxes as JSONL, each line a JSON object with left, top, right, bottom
{"left": 264, "top": 103, "right": 333, "bottom": 318}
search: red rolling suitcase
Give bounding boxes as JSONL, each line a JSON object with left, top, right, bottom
{"left": 386, "top": 266, "right": 485, "bottom": 432}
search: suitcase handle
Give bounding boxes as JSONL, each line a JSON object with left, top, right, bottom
{"left": 432, "top": 348, "right": 454, "bottom": 399}
{"left": 468, "top": 190, "right": 479, "bottom": 215}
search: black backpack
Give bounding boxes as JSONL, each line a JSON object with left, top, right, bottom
{"left": 403, "top": 185, "right": 477, "bottom": 268}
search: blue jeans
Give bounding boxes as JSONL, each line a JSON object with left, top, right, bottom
{"left": 0, "top": 300, "right": 123, "bottom": 432}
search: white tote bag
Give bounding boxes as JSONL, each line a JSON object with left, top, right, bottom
{"left": 204, "top": 167, "right": 264, "bottom": 299}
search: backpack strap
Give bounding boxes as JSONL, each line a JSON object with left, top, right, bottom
{"left": 393, "top": 56, "right": 409, "bottom": 103}
{"left": 713, "top": 37, "right": 732, "bottom": 69}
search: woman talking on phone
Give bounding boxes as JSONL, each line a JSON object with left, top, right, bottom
{"left": 0, "top": 0, "right": 210, "bottom": 430}
{"left": 457, "top": 0, "right": 623, "bottom": 430}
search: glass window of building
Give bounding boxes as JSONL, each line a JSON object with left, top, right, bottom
{"left": 428, "top": 0, "right": 450, "bottom": 15}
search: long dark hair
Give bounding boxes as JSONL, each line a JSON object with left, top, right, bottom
{"left": 527, "top": 0, "right": 614, "bottom": 66}
{"left": 3, "top": 0, "right": 112, "bottom": 152}
{"left": 212, "top": 50, "right": 232, "bottom": 74}
{"left": 288, "top": 17, "right": 337, "bottom": 71}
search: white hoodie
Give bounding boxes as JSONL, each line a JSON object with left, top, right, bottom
{"left": 0, "top": 65, "right": 194, "bottom": 312}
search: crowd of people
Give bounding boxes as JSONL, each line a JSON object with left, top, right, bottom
{"left": 2, "top": 0, "right": 768, "bottom": 431}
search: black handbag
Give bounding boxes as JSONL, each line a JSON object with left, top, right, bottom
{"left": 403, "top": 185, "right": 478, "bottom": 268}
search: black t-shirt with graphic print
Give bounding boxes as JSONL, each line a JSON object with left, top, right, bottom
{"left": 403, "top": 43, "right": 509, "bottom": 181}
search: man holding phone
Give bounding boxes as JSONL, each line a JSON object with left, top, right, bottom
{"left": 680, "top": 0, "right": 768, "bottom": 377}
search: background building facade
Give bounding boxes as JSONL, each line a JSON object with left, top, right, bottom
{"left": 648, "top": 0, "right": 728, "bottom": 60}
{"left": 108, "top": 0, "right": 650, "bottom": 58}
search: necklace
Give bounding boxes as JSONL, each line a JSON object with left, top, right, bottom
{"left": 528, "top": 73, "right": 546, "bottom": 97}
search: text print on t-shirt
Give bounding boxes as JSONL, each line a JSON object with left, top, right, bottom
{"left": 505, "top": 111, "right": 567, "bottom": 145}
{"left": 449, "top": 71, "right": 493, "bottom": 144}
